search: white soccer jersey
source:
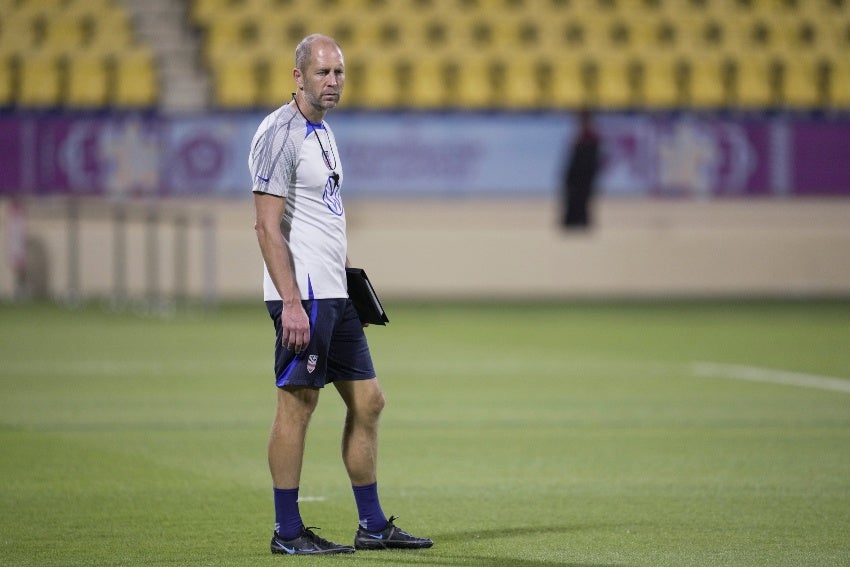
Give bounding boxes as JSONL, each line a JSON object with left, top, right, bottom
{"left": 249, "top": 103, "right": 347, "bottom": 301}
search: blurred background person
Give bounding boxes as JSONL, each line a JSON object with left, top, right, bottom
{"left": 561, "top": 109, "right": 600, "bottom": 230}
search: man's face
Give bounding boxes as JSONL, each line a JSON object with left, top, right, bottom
{"left": 296, "top": 41, "right": 345, "bottom": 114}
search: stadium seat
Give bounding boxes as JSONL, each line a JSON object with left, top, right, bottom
{"left": 638, "top": 53, "right": 685, "bottom": 108}
{"left": 547, "top": 54, "right": 591, "bottom": 109}
{"left": 84, "top": 8, "right": 133, "bottom": 53}
{"left": 779, "top": 55, "right": 826, "bottom": 109}
{"left": 41, "top": 13, "right": 85, "bottom": 55}
{"left": 495, "top": 53, "right": 547, "bottom": 109}
{"left": 449, "top": 53, "right": 497, "bottom": 108}
{"left": 203, "top": 14, "right": 259, "bottom": 65}
{"left": 191, "top": 0, "right": 242, "bottom": 26}
{"left": 364, "top": 54, "right": 406, "bottom": 108}
{"left": 112, "top": 47, "right": 158, "bottom": 108}
{"left": 211, "top": 50, "right": 258, "bottom": 108}
{"left": 65, "top": 50, "right": 110, "bottom": 107}
{"left": 17, "top": 50, "right": 62, "bottom": 107}
{"left": 257, "top": 55, "right": 296, "bottom": 108}
{"left": 732, "top": 54, "right": 780, "bottom": 108}
{"left": 588, "top": 54, "right": 637, "bottom": 109}
{"left": 399, "top": 53, "right": 450, "bottom": 109}
{"left": 827, "top": 56, "right": 850, "bottom": 109}
{"left": 0, "top": 8, "right": 43, "bottom": 58}
{"left": 684, "top": 53, "right": 731, "bottom": 108}
{"left": 0, "top": 54, "right": 12, "bottom": 107}
{"left": 183, "top": 0, "right": 850, "bottom": 112}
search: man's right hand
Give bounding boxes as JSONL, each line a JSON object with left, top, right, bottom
{"left": 281, "top": 302, "right": 310, "bottom": 353}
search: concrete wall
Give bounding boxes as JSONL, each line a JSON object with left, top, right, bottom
{"left": 2, "top": 196, "right": 849, "bottom": 301}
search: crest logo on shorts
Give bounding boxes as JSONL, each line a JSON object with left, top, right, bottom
{"left": 307, "top": 355, "right": 318, "bottom": 374}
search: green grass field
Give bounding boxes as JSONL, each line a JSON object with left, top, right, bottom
{"left": 1, "top": 300, "right": 849, "bottom": 566}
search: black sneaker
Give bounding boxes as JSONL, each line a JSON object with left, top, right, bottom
{"left": 271, "top": 526, "right": 355, "bottom": 555}
{"left": 354, "top": 516, "right": 434, "bottom": 550}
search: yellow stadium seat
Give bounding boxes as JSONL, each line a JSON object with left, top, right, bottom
{"left": 355, "top": 54, "right": 404, "bottom": 109}
{"left": 65, "top": 50, "right": 110, "bottom": 107}
{"left": 548, "top": 54, "right": 591, "bottom": 109}
{"left": 732, "top": 55, "right": 779, "bottom": 108}
{"left": 0, "top": 54, "right": 12, "bottom": 106}
{"left": 493, "top": 53, "right": 546, "bottom": 109}
{"left": 211, "top": 50, "right": 258, "bottom": 108}
{"left": 191, "top": 0, "right": 238, "bottom": 26}
{"left": 639, "top": 53, "right": 684, "bottom": 108}
{"left": 411, "top": 16, "right": 464, "bottom": 55}
{"left": 685, "top": 53, "right": 731, "bottom": 108}
{"left": 779, "top": 56, "right": 825, "bottom": 109}
{"left": 257, "top": 55, "right": 295, "bottom": 109}
{"left": 112, "top": 47, "right": 158, "bottom": 107}
{"left": 589, "top": 54, "right": 636, "bottom": 109}
{"left": 827, "top": 57, "right": 850, "bottom": 109}
{"left": 202, "top": 13, "right": 259, "bottom": 64}
{"left": 84, "top": 8, "right": 133, "bottom": 53}
{"left": 449, "top": 53, "right": 496, "bottom": 108}
{"left": 10, "top": 0, "right": 65, "bottom": 19}
{"left": 341, "top": 13, "right": 408, "bottom": 53}
{"left": 0, "top": 10, "right": 42, "bottom": 57}
{"left": 399, "top": 53, "right": 450, "bottom": 109}
{"left": 627, "top": 14, "right": 668, "bottom": 54}
{"left": 578, "top": 12, "right": 623, "bottom": 55}
{"left": 253, "top": 15, "right": 303, "bottom": 58}
{"left": 41, "top": 14, "right": 85, "bottom": 55}
{"left": 17, "top": 50, "right": 62, "bottom": 107}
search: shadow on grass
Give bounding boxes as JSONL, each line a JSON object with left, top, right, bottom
{"left": 355, "top": 525, "right": 628, "bottom": 567}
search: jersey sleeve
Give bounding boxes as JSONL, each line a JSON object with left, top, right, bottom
{"left": 250, "top": 121, "right": 297, "bottom": 198}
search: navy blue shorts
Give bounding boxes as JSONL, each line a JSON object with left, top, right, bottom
{"left": 265, "top": 298, "right": 376, "bottom": 388}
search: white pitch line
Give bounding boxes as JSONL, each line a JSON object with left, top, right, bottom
{"left": 297, "top": 496, "right": 326, "bottom": 502}
{"left": 692, "top": 362, "right": 850, "bottom": 394}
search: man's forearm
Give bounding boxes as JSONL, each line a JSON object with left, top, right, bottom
{"left": 256, "top": 224, "right": 301, "bottom": 305}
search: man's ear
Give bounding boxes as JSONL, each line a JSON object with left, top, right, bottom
{"left": 293, "top": 68, "right": 304, "bottom": 90}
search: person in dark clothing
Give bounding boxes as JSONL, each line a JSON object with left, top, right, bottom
{"left": 561, "top": 109, "right": 601, "bottom": 229}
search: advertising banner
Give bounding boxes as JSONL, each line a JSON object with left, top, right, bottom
{"left": 1, "top": 113, "right": 848, "bottom": 198}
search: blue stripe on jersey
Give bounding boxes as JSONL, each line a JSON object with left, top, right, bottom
{"left": 304, "top": 120, "right": 325, "bottom": 138}
{"left": 275, "top": 276, "right": 317, "bottom": 388}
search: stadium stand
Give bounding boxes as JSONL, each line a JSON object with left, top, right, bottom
{"left": 2, "top": 0, "right": 849, "bottom": 112}
{"left": 186, "top": 0, "right": 850, "bottom": 111}
{"left": 0, "top": 0, "right": 158, "bottom": 109}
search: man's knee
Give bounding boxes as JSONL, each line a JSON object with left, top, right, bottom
{"left": 277, "top": 387, "right": 320, "bottom": 421}
{"left": 366, "top": 387, "right": 385, "bottom": 417}
{"left": 341, "top": 380, "right": 385, "bottom": 419}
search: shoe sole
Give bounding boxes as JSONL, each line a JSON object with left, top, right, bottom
{"left": 355, "top": 541, "right": 434, "bottom": 550}
{"left": 271, "top": 546, "right": 354, "bottom": 555}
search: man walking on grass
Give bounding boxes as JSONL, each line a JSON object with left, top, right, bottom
{"left": 250, "top": 33, "right": 433, "bottom": 555}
